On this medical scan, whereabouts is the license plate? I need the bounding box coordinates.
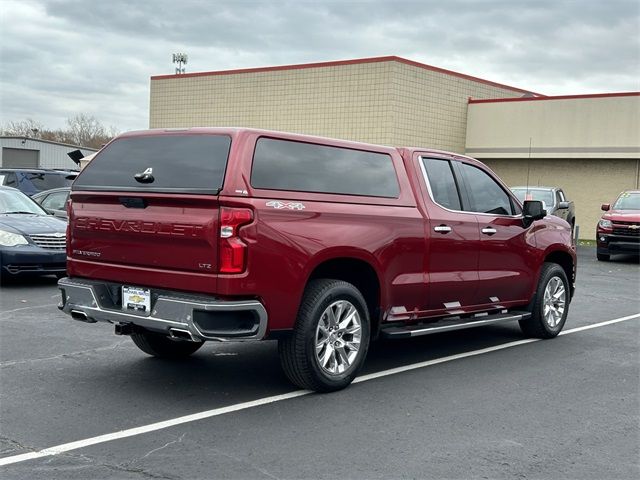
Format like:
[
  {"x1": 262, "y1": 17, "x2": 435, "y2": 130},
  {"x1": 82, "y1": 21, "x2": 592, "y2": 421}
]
[{"x1": 122, "y1": 286, "x2": 151, "y2": 313}]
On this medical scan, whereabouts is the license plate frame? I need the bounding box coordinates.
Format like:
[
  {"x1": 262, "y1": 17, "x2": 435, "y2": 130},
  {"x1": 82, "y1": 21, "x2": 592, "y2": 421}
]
[{"x1": 122, "y1": 286, "x2": 151, "y2": 314}]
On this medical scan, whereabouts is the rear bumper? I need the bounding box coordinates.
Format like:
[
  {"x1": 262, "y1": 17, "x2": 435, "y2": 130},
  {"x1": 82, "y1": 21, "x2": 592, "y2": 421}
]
[
  {"x1": 0, "y1": 247, "x2": 66, "y2": 275},
  {"x1": 57, "y1": 277, "x2": 268, "y2": 342}
]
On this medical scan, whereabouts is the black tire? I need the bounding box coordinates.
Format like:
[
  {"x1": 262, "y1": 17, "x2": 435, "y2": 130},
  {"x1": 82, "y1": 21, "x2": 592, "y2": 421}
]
[
  {"x1": 597, "y1": 252, "x2": 610, "y2": 261},
  {"x1": 519, "y1": 262, "x2": 570, "y2": 339},
  {"x1": 278, "y1": 279, "x2": 370, "y2": 392},
  {"x1": 131, "y1": 330, "x2": 203, "y2": 358}
]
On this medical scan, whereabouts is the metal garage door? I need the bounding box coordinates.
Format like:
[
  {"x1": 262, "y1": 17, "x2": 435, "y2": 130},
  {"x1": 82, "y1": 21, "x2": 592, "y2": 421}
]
[{"x1": 2, "y1": 148, "x2": 39, "y2": 167}]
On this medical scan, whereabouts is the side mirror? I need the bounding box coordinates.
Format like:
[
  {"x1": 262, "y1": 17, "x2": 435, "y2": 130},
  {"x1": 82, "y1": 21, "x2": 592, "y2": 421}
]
[
  {"x1": 557, "y1": 201, "x2": 570, "y2": 209},
  {"x1": 523, "y1": 200, "x2": 546, "y2": 227},
  {"x1": 601, "y1": 203, "x2": 610, "y2": 211}
]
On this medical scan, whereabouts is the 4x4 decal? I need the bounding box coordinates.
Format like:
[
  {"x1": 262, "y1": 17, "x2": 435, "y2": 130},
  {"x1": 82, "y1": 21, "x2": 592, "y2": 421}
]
[{"x1": 266, "y1": 201, "x2": 306, "y2": 210}]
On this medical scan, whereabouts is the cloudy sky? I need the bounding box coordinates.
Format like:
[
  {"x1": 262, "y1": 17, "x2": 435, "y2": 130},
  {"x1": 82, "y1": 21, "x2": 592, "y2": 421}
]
[{"x1": 1, "y1": 0, "x2": 638, "y2": 132}]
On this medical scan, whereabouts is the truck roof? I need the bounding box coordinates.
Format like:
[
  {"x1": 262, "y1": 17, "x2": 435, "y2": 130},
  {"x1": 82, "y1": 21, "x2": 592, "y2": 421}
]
[{"x1": 117, "y1": 127, "x2": 484, "y2": 166}]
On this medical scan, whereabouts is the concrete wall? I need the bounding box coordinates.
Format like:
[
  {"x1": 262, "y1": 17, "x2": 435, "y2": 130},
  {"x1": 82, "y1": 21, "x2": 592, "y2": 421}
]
[
  {"x1": 483, "y1": 158, "x2": 640, "y2": 239},
  {"x1": 0, "y1": 137, "x2": 96, "y2": 169},
  {"x1": 149, "y1": 57, "x2": 531, "y2": 152},
  {"x1": 466, "y1": 94, "x2": 640, "y2": 159}
]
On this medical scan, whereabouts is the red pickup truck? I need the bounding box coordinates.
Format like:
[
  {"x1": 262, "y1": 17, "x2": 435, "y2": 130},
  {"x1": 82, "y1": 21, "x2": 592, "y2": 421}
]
[
  {"x1": 596, "y1": 190, "x2": 640, "y2": 261},
  {"x1": 59, "y1": 128, "x2": 576, "y2": 391}
]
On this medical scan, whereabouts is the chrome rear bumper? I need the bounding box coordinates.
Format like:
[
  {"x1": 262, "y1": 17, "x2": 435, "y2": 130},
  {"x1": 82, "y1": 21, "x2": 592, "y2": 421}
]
[{"x1": 58, "y1": 277, "x2": 268, "y2": 342}]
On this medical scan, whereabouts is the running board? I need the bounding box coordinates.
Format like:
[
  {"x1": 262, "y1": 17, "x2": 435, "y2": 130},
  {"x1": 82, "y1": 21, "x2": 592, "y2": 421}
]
[{"x1": 381, "y1": 311, "x2": 531, "y2": 339}]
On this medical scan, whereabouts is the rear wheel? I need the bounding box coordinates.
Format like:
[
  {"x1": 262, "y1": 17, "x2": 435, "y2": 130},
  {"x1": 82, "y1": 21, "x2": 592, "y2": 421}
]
[
  {"x1": 597, "y1": 252, "x2": 610, "y2": 261},
  {"x1": 519, "y1": 262, "x2": 570, "y2": 339},
  {"x1": 278, "y1": 279, "x2": 370, "y2": 392},
  {"x1": 131, "y1": 330, "x2": 203, "y2": 358}
]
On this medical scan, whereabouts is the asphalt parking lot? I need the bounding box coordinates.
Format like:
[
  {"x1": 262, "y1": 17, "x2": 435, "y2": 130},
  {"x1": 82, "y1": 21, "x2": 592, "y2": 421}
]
[{"x1": 1, "y1": 246, "x2": 638, "y2": 480}]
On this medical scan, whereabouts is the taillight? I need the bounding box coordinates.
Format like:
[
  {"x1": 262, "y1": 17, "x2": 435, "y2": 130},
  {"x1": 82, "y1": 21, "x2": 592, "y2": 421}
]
[
  {"x1": 219, "y1": 207, "x2": 253, "y2": 273},
  {"x1": 65, "y1": 199, "x2": 72, "y2": 255}
]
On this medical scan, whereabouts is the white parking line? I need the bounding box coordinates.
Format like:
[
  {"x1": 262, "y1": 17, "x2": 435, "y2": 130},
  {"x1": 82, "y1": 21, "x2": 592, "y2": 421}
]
[{"x1": 1, "y1": 313, "x2": 638, "y2": 467}]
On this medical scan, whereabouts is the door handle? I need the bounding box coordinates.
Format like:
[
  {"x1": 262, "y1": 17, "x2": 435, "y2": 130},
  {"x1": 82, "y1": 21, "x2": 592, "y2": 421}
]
[
  {"x1": 433, "y1": 225, "x2": 452, "y2": 234},
  {"x1": 482, "y1": 227, "x2": 497, "y2": 236}
]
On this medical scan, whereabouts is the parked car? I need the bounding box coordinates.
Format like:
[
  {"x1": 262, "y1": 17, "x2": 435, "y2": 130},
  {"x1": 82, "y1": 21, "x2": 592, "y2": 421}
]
[
  {"x1": 32, "y1": 187, "x2": 70, "y2": 220},
  {"x1": 58, "y1": 128, "x2": 576, "y2": 392},
  {"x1": 511, "y1": 186, "x2": 576, "y2": 229},
  {"x1": 0, "y1": 168, "x2": 77, "y2": 197},
  {"x1": 0, "y1": 186, "x2": 67, "y2": 282},
  {"x1": 596, "y1": 190, "x2": 640, "y2": 261}
]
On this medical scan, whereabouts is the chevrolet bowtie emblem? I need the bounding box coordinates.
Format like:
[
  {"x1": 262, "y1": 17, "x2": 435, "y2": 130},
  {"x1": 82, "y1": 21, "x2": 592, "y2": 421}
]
[{"x1": 628, "y1": 225, "x2": 640, "y2": 230}]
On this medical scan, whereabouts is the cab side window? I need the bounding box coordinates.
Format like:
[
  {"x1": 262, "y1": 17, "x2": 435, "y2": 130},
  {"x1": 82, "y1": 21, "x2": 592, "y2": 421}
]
[
  {"x1": 421, "y1": 158, "x2": 461, "y2": 210},
  {"x1": 458, "y1": 163, "x2": 515, "y2": 216}
]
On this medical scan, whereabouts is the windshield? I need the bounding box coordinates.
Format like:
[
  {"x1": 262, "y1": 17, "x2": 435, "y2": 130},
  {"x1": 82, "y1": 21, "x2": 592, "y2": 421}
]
[
  {"x1": 613, "y1": 192, "x2": 640, "y2": 210},
  {"x1": 0, "y1": 189, "x2": 48, "y2": 215},
  {"x1": 512, "y1": 188, "x2": 555, "y2": 207}
]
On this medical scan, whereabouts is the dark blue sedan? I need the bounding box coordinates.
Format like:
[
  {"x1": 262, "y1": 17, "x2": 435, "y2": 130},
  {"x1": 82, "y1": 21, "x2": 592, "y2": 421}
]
[{"x1": 0, "y1": 186, "x2": 67, "y2": 283}]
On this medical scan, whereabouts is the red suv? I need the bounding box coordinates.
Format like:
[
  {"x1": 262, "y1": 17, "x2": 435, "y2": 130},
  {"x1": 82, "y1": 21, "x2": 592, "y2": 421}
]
[
  {"x1": 58, "y1": 128, "x2": 576, "y2": 391},
  {"x1": 596, "y1": 190, "x2": 640, "y2": 261}
]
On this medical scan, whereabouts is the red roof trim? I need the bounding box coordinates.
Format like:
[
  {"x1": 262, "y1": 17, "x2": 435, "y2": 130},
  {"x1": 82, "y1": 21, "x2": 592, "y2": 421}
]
[
  {"x1": 151, "y1": 55, "x2": 541, "y2": 95},
  {"x1": 468, "y1": 91, "x2": 640, "y2": 104}
]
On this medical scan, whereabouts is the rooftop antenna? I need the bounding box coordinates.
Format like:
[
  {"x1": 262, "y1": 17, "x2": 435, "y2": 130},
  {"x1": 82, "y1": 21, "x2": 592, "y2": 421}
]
[{"x1": 172, "y1": 53, "x2": 188, "y2": 74}]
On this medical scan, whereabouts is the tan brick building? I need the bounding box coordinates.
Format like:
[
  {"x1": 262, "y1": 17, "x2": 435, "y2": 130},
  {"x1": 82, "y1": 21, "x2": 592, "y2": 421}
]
[
  {"x1": 150, "y1": 56, "x2": 536, "y2": 153},
  {"x1": 149, "y1": 56, "x2": 639, "y2": 238}
]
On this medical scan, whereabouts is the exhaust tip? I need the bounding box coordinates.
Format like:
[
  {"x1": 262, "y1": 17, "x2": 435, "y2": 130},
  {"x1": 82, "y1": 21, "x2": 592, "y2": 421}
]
[
  {"x1": 169, "y1": 328, "x2": 198, "y2": 342},
  {"x1": 70, "y1": 309, "x2": 95, "y2": 323}
]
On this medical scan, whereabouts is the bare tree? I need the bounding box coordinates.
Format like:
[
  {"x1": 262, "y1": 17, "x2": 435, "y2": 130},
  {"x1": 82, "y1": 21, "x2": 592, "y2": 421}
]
[
  {"x1": 1, "y1": 115, "x2": 118, "y2": 149},
  {"x1": 1, "y1": 118, "x2": 44, "y2": 138},
  {"x1": 65, "y1": 114, "x2": 114, "y2": 149}
]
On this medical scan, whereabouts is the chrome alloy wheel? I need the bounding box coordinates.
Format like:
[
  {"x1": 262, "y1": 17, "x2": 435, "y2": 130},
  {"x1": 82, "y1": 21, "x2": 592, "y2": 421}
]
[
  {"x1": 315, "y1": 300, "x2": 362, "y2": 375},
  {"x1": 542, "y1": 276, "x2": 566, "y2": 328}
]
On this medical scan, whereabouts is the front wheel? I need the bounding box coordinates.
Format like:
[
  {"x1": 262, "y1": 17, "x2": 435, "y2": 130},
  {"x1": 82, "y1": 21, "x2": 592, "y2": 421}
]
[
  {"x1": 278, "y1": 279, "x2": 370, "y2": 392},
  {"x1": 597, "y1": 252, "x2": 610, "y2": 261},
  {"x1": 519, "y1": 263, "x2": 570, "y2": 339},
  {"x1": 131, "y1": 330, "x2": 203, "y2": 358}
]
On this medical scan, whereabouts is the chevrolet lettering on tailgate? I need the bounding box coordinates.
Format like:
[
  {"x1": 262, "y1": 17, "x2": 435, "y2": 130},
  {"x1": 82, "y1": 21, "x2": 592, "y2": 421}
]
[{"x1": 75, "y1": 217, "x2": 205, "y2": 237}]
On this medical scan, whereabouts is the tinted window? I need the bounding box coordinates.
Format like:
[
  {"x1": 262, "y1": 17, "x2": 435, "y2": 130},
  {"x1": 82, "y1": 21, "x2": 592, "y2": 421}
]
[
  {"x1": 251, "y1": 138, "x2": 399, "y2": 198},
  {"x1": 421, "y1": 158, "x2": 461, "y2": 210},
  {"x1": 18, "y1": 172, "x2": 75, "y2": 192},
  {"x1": 41, "y1": 191, "x2": 69, "y2": 210},
  {"x1": 74, "y1": 135, "x2": 231, "y2": 193},
  {"x1": 460, "y1": 163, "x2": 514, "y2": 215}
]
